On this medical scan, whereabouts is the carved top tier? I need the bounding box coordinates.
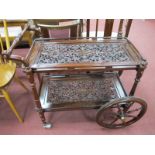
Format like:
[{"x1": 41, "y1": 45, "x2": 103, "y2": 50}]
[{"x1": 26, "y1": 38, "x2": 146, "y2": 72}]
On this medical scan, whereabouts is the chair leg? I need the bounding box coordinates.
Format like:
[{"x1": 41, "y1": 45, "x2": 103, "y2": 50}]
[
  {"x1": 1, "y1": 89, "x2": 23, "y2": 123},
  {"x1": 14, "y1": 75, "x2": 29, "y2": 92}
]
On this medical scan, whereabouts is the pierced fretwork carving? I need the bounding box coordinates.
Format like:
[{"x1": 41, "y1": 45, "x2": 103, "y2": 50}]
[
  {"x1": 37, "y1": 42, "x2": 132, "y2": 65},
  {"x1": 47, "y1": 76, "x2": 118, "y2": 105}
]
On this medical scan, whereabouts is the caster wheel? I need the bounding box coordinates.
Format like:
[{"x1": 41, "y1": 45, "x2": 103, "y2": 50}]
[
  {"x1": 96, "y1": 97, "x2": 147, "y2": 129},
  {"x1": 43, "y1": 122, "x2": 53, "y2": 129}
]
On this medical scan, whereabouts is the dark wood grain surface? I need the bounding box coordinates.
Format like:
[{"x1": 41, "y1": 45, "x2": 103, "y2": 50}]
[{"x1": 26, "y1": 38, "x2": 145, "y2": 71}]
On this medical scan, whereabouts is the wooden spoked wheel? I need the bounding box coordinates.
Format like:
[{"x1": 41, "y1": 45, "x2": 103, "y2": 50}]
[{"x1": 96, "y1": 97, "x2": 147, "y2": 129}]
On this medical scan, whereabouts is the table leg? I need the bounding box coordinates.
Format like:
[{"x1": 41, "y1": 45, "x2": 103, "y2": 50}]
[
  {"x1": 27, "y1": 71, "x2": 52, "y2": 128},
  {"x1": 129, "y1": 67, "x2": 144, "y2": 96}
]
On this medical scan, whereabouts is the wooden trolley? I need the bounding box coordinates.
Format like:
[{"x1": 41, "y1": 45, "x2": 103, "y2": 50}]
[{"x1": 6, "y1": 35, "x2": 148, "y2": 129}]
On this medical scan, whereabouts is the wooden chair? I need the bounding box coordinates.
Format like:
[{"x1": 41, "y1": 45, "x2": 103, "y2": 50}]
[
  {"x1": 0, "y1": 20, "x2": 28, "y2": 123},
  {"x1": 31, "y1": 19, "x2": 81, "y2": 38},
  {"x1": 0, "y1": 19, "x2": 34, "y2": 47},
  {"x1": 81, "y1": 19, "x2": 132, "y2": 38}
]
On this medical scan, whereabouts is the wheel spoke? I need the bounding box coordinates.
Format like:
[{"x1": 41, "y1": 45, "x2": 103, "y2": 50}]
[
  {"x1": 125, "y1": 114, "x2": 136, "y2": 119},
  {"x1": 123, "y1": 102, "x2": 134, "y2": 111},
  {"x1": 127, "y1": 107, "x2": 142, "y2": 114},
  {"x1": 109, "y1": 118, "x2": 119, "y2": 125},
  {"x1": 101, "y1": 112, "x2": 118, "y2": 123}
]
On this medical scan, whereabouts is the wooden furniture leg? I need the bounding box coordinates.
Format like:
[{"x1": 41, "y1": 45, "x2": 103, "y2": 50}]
[
  {"x1": 1, "y1": 89, "x2": 23, "y2": 123},
  {"x1": 130, "y1": 67, "x2": 144, "y2": 96},
  {"x1": 27, "y1": 71, "x2": 52, "y2": 128}
]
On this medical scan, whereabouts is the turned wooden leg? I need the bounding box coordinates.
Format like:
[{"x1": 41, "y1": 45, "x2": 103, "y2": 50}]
[
  {"x1": 27, "y1": 71, "x2": 52, "y2": 128},
  {"x1": 130, "y1": 68, "x2": 144, "y2": 96}
]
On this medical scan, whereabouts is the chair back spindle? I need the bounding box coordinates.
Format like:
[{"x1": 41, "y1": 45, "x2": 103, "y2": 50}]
[
  {"x1": 95, "y1": 19, "x2": 99, "y2": 38},
  {"x1": 0, "y1": 35, "x2": 4, "y2": 54},
  {"x1": 117, "y1": 19, "x2": 124, "y2": 38},
  {"x1": 85, "y1": 19, "x2": 132, "y2": 38},
  {"x1": 0, "y1": 35, "x2": 4, "y2": 63},
  {"x1": 125, "y1": 19, "x2": 132, "y2": 37},
  {"x1": 86, "y1": 19, "x2": 90, "y2": 38},
  {"x1": 3, "y1": 20, "x2": 10, "y2": 50},
  {"x1": 104, "y1": 19, "x2": 114, "y2": 37}
]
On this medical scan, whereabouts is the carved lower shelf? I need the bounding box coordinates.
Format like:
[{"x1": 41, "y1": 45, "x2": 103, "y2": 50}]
[{"x1": 39, "y1": 73, "x2": 126, "y2": 111}]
